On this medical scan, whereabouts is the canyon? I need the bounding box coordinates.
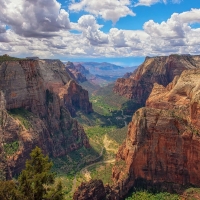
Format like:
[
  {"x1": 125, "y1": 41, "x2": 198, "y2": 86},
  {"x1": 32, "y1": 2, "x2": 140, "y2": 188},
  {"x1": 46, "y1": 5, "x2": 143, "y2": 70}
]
[
  {"x1": 1, "y1": 55, "x2": 200, "y2": 199},
  {"x1": 113, "y1": 55, "x2": 200, "y2": 104},
  {"x1": 0, "y1": 59, "x2": 92, "y2": 178},
  {"x1": 74, "y1": 54, "x2": 200, "y2": 199},
  {"x1": 112, "y1": 59, "x2": 200, "y2": 198}
]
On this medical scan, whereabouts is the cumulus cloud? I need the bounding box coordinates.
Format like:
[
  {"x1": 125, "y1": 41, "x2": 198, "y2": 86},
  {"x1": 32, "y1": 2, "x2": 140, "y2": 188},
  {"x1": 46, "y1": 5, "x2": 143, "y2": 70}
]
[
  {"x1": 0, "y1": 22, "x2": 6, "y2": 34},
  {"x1": 69, "y1": 0, "x2": 135, "y2": 23},
  {"x1": 134, "y1": 0, "x2": 161, "y2": 7},
  {"x1": 77, "y1": 15, "x2": 108, "y2": 45},
  {"x1": 143, "y1": 9, "x2": 200, "y2": 39},
  {"x1": 0, "y1": 3, "x2": 200, "y2": 61},
  {"x1": 109, "y1": 28, "x2": 128, "y2": 47},
  {"x1": 0, "y1": 0, "x2": 71, "y2": 38},
  {"x1": 142, "y1": 9, "x2": 200, "y2": 55}
]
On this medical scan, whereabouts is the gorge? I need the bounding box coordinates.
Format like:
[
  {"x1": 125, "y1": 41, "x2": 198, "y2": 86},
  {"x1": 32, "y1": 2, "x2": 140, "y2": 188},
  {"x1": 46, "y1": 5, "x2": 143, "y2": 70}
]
[
  {"x1": 1, "y1": 55, "x2": 200, "y2": 200},
  {"x1": 74, "y1": 54, "x2": 200, "y2": 200}
]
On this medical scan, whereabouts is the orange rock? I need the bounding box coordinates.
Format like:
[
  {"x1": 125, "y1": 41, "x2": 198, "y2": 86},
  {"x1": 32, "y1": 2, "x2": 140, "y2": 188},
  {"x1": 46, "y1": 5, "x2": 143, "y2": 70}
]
[
  {"x1": 113, "y1": 55, "x2": 200, "y2": 105},
  {"x1": 0, "y1": 59, "x2": 92, "y2": 178},
  {"x1": 112, "y1": 67, "x2": 200, "y2": 197}
]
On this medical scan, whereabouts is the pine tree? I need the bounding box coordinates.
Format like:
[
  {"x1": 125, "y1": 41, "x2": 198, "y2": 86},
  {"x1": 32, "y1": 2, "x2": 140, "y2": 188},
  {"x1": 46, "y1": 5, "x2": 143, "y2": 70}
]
[
  {"x1": 18, "y1": 146, "x2": 64, "y2": 200},
  {"x1": 0, "y1": 180, "x2": 24, "y2": 200}
]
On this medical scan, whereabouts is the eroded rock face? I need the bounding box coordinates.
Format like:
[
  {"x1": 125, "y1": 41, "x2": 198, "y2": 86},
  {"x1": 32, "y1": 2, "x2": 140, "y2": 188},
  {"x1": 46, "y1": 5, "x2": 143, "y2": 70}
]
[
  {"x1": 65, "y1": 62, "x2": 88, "y2": 83},
  {"x1": 112, "y1": 68, "x2": 200, "y2": 197},
  {"x1": 0, "y1": 59, "x2": 92, "y2": 178},
  {"x1": 73, "y1": 180, "x2": 106, "y2": 200},
  {"x1": 113, "y1": 54, "x2": 200, "y2": 104},
  {"x1": 73, "y1": 179, "x2": 119, "y2": 200}
]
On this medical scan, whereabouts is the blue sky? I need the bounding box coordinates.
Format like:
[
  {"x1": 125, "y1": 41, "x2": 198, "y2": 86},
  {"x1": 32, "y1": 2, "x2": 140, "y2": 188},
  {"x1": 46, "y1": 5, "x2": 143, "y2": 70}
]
[{"x1": 0, "y1": 0, "x2": 200, "y2": 66}]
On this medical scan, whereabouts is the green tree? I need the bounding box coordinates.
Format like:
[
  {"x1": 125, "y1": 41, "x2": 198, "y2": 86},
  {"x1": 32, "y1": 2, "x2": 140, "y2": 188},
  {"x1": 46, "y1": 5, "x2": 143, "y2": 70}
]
[
  {"x1": 18, "y1": 146, "x2": 64, "y2": 200},
  {"x1": 0, "y1": 180, "x2": 24, "y2": 200}
]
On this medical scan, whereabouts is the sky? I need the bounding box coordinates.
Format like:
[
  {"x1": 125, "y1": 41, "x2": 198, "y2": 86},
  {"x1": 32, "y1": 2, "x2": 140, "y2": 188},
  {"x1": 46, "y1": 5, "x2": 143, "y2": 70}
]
[{"x1": 0, "y1": 0, "x2": 200, "y2": 66}]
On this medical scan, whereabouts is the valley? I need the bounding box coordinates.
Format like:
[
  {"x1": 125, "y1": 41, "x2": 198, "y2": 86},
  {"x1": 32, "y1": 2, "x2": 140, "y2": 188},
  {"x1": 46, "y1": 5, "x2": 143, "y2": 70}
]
[
  {"x1": 1, "y1": 1, "x2": 200, "y2": 200},
  {"x1": 1, "y1": 54, "x2": 200, "y2": 200},
  {"x1": 52, "y1": 83, "x2": 131, "y2": 199}
]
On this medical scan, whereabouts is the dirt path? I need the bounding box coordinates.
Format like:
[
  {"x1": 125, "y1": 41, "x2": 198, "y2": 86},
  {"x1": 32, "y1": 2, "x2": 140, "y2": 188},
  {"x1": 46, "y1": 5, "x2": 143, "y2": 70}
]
[
  {"x1": 71, "y1": 135, "x2": 116, "y2": 193},
  {"x1": 103, "y1": 135, "x2": 117, "y2": 153},
  {"x1": 72, "y1": 158, "x2": 115, "y2": 193},
  {"x1": 71, "y1": 143, "x2": 105, "y2": 193}
]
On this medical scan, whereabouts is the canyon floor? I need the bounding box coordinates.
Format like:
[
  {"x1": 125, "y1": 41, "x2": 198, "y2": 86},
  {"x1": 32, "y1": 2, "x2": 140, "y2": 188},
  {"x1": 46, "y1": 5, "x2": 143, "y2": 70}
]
[
  {"x1": 50, "y1": 82, "x2": 200, "y2": 200},
  {"x1": 52, "y1": 83, "x2": 130, "y2": 199}
]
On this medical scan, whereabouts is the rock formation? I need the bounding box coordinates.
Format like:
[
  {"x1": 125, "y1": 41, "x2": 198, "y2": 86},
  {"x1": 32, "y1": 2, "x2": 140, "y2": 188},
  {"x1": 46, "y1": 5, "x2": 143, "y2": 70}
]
[
  {"x1": 113, "y1": 54, "x2": 200, "y2": 104},
  {"x1": 0, "y1": 59, "x2": 92, "y2": 178},
  {"x1": 73, "y1": 180, "x2": 106, "y2": 200},
  {"x1": 65, "y1": 62, "x2": 88, "y2": 83},
  {"x1": 73, "y1": 179, "x2": 119, "y2": 200},
  {"x1": 112, "y1": 68, "x2": 200, "y2": 197}
]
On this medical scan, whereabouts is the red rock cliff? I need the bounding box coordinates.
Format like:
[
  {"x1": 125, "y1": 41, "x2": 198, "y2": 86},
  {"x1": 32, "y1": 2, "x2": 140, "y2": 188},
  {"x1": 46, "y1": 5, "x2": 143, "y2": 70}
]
[
  {"x1": 112, "y1": 68, "x2": 200, "y2": 197},
  {"x1": 113, "y1": 54, "x2": 200, "y2": 104},
  {"x1": 0, "y1": 59, "x2": 92, "y2": 178},
  {"x1": 65, "y1": 62, "x2": 88, "y2": 83}
]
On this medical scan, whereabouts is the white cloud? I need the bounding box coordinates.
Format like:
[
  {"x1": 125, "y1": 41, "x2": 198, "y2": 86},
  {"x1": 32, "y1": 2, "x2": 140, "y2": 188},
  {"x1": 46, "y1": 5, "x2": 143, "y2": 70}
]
[
  {"x1": 134, "y1": 0, "x2": 161, "y2": 7},
  {"x1": 134, "y1": 0, "x2": 182, "y2": 6},
  {"x1": 109, "y1": 28, "x2": 128, "y2": 47},
  {"x1": 77, "y1": 15, "x2": 109, "y2": 45},
  {"x1": 143, "y1": 9, "x2": 200, "y2": 39},
  {"x1": 69, "y1": 0, "x2": 135, "y2": 23},
  {"x1": 0, "y1": 22, "x2": 6, "y2": 34},
  {"x1": 0, "y1": 0, "x2": 71, "y2": 38},
  {"x1": 0, "y1": 3, "x2": 200, "y2": 61}
]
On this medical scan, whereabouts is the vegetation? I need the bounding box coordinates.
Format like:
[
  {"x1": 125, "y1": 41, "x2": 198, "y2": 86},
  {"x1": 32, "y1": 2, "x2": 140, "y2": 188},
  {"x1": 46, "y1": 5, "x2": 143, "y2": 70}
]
[
  {"x1": 88, "y1": 162, "x2": 114, "y2": 185},
  {"x1": 183, "y1": 187, "x2": 200, "y2": 199},
  {"x1": 80, "y1": 81, "x2": 100, "y2": 96},
  {"x1": 4, "y1": 141, "x2": 19, "y2": 155},
  {"x1": 9, "y1": 108, "x2": 32, "y2": 130},
  {"x1": 0, "y1": 54, "x2": 24, "y2": 63},
  {"x1": 107, "y1": 126, "x2": 127, "y2": 144},
  {"x1": 0, "y1": 147, "x2": 64, "y2": 200},
  {"x1": 93, "y1": 83, "x2": 128, "y2": 109},
  {"x1": 126, "y1": 190, "x2": 180, "y2": 200},
  {"x1": 121, "y1": 100, "x2": 143, "y2": 115},
  {"x1": 52, "y1": 146, "x2": 101, "y2": 199}
]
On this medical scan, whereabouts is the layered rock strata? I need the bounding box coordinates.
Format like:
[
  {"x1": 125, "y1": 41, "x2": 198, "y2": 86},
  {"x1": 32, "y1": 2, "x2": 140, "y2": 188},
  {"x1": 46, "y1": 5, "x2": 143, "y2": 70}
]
[
  {"x1": 0, "y1": 59, "x2": 92, "y2": 178},
  {"x1": 113, "y1": 54, "x2": 200, "y2": 104},
  {"x1": 65, "y1": 62, "x2": 88, "y2": 83},
  {"x1": 112, "y1": 68, "x2": 200, "y2": 197}
]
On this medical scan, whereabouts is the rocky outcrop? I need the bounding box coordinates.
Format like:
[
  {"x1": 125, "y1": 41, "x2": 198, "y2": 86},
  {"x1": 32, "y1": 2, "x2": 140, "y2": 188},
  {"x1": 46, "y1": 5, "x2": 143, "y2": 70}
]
[
  {"x1": 113, "y1": 54, "x2": 200, "y2": 104},
  {"x1": 0, "y1": 59, "x2": 92, "y2": 178},
  {"x1": 112, "y1": 68, "x2": 200, "y2": 197},
  {"x1": 73, "y1": 180, "x2": 106, "y2": 200},
  {"x1": 65, "y1": 62, "x2": 88, "y2": 83},
  {"x1": 73, "y1": 180, "x2": 119, "y2": 200}
]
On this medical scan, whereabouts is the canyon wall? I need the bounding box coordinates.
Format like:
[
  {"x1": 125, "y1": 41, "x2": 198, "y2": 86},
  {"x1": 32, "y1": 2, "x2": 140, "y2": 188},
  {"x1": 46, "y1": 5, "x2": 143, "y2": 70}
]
[
  {"x1": 65, "y1": 62, "x2": 88, "y2": 83},
  {"x1": 112, "y1": 68, "x2": 200, "y2": 197},
  {"x1": 0, "y1": 59, "x2": 92, "y2": 178},
  {"x1": 113, "y1": 55, "x2": 200, "y2": 104}
]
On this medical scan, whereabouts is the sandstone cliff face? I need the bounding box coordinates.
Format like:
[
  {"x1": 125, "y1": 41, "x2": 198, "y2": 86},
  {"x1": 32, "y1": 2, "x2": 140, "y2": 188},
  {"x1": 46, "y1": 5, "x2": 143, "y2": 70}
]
[
  {"x1": 112, "y1": 68, "x2": 200, "y2": 197},
  {"x1": 73, "y1": 179, "x2": 119, "y2": 200},
  {"x1": 113, "y1": 55, "x2": 200, "y2": 104},
  {"x1": 65, "y1": 62, "x2": 88, "y2": 83},
  {"x1": 73, "y1": 180, "x2": 106, "y2": 200},
  {"x1": 0, "y1": 59, "x2": 92, "y2": 178}
]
